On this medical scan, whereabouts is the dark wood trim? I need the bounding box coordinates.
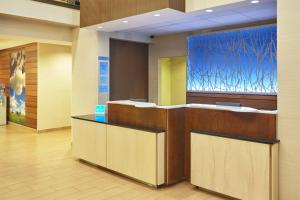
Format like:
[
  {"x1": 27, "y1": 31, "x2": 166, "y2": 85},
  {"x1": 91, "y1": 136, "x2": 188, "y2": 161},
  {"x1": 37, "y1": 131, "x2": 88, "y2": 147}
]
[
  {"x1": 187, "y1": 92, "x2": 277, "y2": 110},
  {"x1": 32, "y1": 0, "x2": 80, "y2": 10}
]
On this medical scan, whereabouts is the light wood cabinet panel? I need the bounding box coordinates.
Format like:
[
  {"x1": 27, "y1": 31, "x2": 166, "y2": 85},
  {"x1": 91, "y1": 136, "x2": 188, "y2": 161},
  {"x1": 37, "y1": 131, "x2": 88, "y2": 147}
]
[
  {"x1": 72, "y1": 119, "x2": 107, "y2": 167},
  {"x1": 191, "y1": 132, "x2": 278, "y2": 200},
  {"x1": 107, "y1": 125, "x2": 165, "y2": 186}
]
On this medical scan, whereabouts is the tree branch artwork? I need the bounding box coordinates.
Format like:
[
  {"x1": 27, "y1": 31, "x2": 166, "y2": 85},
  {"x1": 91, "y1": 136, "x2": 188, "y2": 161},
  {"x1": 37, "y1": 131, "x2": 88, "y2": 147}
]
[{"x1": 187, "y1": 25, "x2": 277, "y2": 94}]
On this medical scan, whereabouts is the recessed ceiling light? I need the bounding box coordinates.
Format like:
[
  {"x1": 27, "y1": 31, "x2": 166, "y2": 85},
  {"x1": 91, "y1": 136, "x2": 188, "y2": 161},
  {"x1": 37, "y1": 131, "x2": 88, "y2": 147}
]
[
  {"x1": 97, "y1": 26, "x2": 103, "y2": 29},
  {"x1": 205, "y1": 9, "x2": 213, "y2": 13},
  {"x1": 122, "y1": 20, "x2": 129, "y2": 23},
  {"x1": 154, "y1": 14, "x2": 161, "y2": 17},
  {"x1": 251, "y1": 0, "x2": 260, "y2": 3}
]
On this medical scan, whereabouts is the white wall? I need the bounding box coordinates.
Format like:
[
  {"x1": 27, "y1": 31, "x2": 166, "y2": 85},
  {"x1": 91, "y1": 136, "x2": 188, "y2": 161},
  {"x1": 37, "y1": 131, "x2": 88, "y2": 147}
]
[
  {"x1": 0, "y1": 15, "x2": 73, "y2": 45},
  {"x1": 72, "y1": 28, "x2": 99, "y2": 115},
  {"x1": 37, "y1": 43, "x2": 72, "y2": 131},
  {"x1": 149, "y1": 33, "x2": 188, "y2": 104},
  {"x1": 0, "y1": 0, "x2": 79, "y2": 26},
  {"x1": 278, "y1": 0, "x2": 300, "y2": 199}
]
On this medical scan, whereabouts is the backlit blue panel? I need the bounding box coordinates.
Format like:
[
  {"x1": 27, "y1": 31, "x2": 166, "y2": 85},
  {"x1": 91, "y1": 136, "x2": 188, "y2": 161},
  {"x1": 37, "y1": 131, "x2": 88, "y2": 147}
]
[
  {"x1": 95, "y1": 105, "x2": 106, "y2": 114},
  {"x1": 99, "y1": 85, "x2": 109, "y2": 93},
  {"x1": 100, "y1": 77, "x2": 109, "y2": 84},
  {"x1": 187, "y1": 25, "x2": 277, "y2": 94},
  {"x1": 98, "y1": 56, "x2": 109, "y2": 61},
  {"x1": 100, "y1": 62, "x2": 109, "y2": 75},
  {"x1": 95, "y1": 115, "x2": 106, "y2": 123}
]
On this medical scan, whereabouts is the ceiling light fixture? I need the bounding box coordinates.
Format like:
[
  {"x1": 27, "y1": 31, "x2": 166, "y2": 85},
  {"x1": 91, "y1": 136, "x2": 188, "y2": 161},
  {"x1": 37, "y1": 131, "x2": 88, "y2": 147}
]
[
  {"x1": 97, "y1": 26, "x2": 103, "y2": 29},
  {"x1": 251, "y1": 0, "x2": 260, "y2": 3},
  {"x1": 154, "y1": 14, "x2": 161, "y2": 17},
  {"x1": 205, "y1": 9, "x2": 214, "y2": 13},
  {"x1": 123, "y1": 20, "x2": 129, "y2": 23}
]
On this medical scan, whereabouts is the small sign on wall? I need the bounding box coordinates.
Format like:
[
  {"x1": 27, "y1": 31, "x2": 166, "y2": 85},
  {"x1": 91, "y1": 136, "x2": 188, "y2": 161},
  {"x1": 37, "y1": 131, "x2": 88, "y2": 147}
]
[{"x1": 98, "y1": 56, "x2": 109, "y2": 96}]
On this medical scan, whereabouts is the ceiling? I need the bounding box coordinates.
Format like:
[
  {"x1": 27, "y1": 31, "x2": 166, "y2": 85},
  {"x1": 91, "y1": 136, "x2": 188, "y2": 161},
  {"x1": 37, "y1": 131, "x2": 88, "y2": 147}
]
[{"x1": 91, "y1": 0, "x2": 276, "y2": 36}]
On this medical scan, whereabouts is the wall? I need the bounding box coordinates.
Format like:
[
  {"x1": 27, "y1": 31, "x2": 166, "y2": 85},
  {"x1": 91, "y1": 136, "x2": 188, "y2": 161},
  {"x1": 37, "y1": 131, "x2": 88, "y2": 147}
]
[
  {"x1": 72, "y1": 29, "x2": 153, "y2": 114},
  {"x1": 37, "y1": 43, "x2": 72, "y2": 131},
  {"x1": 278, "y1": 0, "x2": 300, "y2": 199},
  {"x1": 72, "y1": 28, "x2": 99, "y2": 115},
  {"x1": 170, "y1": 57, "x2": 186, "y2": 105},
  {"x1": 159, "y1": 57, "x2": 186, "y2": 106},
  {"x1": 160, "y1": 58, "x2": 171, "y2": 105},
  {"x1": 185, "y1": 0, "x2": 243, "y2": 12},
  {"x1": 0, "y1": 0, "x2": 79, "y2": 26},
  {"x1": 0, "y1": 15, "x2": 73, "y2": 46},
  {"x1": 149, "y1": 33, "x2": 188, "y2": 104},
  {"x1": 0, "y1": 43, "x2": 38, "y2": 129},
  {"x1": 109, "y1": 39, "x2": 149, "y2": 101},
  {"x1": 98, "y1": 32, "x2": 152, "y2": 104}
]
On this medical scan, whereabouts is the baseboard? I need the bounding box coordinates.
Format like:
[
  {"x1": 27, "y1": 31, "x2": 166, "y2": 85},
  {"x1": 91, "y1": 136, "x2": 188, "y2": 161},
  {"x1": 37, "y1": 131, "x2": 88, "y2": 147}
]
[
  {"x1": 38, "y1": 126, "x2": 71, "y2": 133},
  {"x1": 8, "y1": 122, "x2": 38, "y2": 132}
]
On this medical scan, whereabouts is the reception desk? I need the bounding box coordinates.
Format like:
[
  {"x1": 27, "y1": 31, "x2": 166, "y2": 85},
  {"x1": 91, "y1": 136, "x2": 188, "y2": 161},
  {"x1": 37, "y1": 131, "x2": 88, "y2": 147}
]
[
  {"x1": 191, "y1": 132, "x2": 279, "y2": 200},
  {"x1": 72, "y1": 100, "x2": 278, "y2": 192},
  {"x1": 72, "y1": 115, "x2": 165, "y2": 186}
]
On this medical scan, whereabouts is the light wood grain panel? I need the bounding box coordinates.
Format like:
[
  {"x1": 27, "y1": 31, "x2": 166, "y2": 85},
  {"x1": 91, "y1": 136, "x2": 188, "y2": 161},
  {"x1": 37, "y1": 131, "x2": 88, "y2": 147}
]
[
  {"x1": 107, "y1": 125, "x2": 165, "y2": 186},
  {"x1": 191, "y1": 133, "x2": 273, "y2": 200},
  {"x1": 271, "y1": 144, "x2": 279, "y2": 200},
  {"x1": 72, "y1": 119, "x2": 107, "y2": 167},
  {"x1": 157, "y1": 131, "x2": 165, "y2": 185}
]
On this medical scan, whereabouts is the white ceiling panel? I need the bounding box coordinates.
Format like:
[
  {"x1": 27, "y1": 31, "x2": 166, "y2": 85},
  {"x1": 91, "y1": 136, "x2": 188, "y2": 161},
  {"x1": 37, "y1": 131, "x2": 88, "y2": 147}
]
[{"x1": 89, "y1": 0, "x2": 276, "y2": 36}]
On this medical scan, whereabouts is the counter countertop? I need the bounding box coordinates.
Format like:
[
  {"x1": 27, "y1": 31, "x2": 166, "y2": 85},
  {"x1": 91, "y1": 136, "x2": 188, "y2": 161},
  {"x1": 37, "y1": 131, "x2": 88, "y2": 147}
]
[
  {"x1": 192, "y1": 130, "x2": 280, "y2": 145},
  {"x1": 72, "y1": 114, "x2": 165, "y2": 133},
  {"x1": 107, "y1": 100, "x2": 278, "y2": 114}
]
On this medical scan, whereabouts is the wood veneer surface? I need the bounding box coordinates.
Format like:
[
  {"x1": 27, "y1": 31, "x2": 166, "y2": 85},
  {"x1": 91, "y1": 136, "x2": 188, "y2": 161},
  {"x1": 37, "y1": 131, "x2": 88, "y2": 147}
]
[
  {"x1": 184, "y1": 107, "x2": 277, "y2": 177},
  {"x1": 187, "y1": 92, "x2": 277, "y2": 110},
  {"x1": 107, "y1": 103, "x2": 186, "y2": 185},
  {"x1": 110, "y1": 39, "x2": 149, "y2": 101},
  {"x1": 0, "y1": 43, "x2": 37, "y2": 129},
  {"x1": 80, "y1": 0, "x2": 185, "y2": 27}
]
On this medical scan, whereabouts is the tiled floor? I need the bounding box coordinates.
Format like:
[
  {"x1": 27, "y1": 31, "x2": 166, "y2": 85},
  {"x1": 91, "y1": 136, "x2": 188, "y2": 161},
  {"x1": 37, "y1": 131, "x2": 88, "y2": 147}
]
[{"x1": 0, "y1": 124, "x2": 228, "y2": 200}]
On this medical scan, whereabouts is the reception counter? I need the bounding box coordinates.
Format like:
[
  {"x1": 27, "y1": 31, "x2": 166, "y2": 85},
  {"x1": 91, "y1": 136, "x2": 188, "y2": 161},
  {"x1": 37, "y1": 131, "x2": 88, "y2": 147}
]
[
  {"x1": 72, "y1": 115, "x2": 165, "y2": 186},
  {"x1": 72, "y1": 100, "x2": 278, "y2": 193}
]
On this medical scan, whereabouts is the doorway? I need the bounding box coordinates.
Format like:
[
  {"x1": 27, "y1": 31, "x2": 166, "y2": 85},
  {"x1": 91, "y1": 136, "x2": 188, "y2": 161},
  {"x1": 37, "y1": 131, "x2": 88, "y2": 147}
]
[{"x1": 159, "y1": 56, "x2": 186, "y2": 106}]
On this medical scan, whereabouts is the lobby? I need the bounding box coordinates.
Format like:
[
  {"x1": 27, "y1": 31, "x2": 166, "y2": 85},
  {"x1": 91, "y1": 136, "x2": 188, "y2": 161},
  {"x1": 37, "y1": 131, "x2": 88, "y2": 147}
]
[{"x1": 0, "y1": 0, "x2": 299, "y2": 199}]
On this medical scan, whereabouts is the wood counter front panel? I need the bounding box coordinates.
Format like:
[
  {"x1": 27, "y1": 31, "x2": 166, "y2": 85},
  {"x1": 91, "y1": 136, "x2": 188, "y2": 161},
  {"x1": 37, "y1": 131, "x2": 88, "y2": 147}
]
[
  {"x1": 108, "y1": 104, "x2": 167, "y2": 130},
  {"x1": 187, "y1": 92, "x2": 277, "y2": 110},
  {"x1": 108, "y1": 103, "x2": 186, "y2": 185},
  {"x1": 81, "y1": 0, "x2": 185, "y2": 27},
  {"x1": 185, "y1": 107, "x2": 277, "y2": 177},
  {"x1": 191, "y1": 133, "x2": 278, "y2": 200},
  {"x1": 166, "y1": 108, "x2": 186, "y2": 184}
]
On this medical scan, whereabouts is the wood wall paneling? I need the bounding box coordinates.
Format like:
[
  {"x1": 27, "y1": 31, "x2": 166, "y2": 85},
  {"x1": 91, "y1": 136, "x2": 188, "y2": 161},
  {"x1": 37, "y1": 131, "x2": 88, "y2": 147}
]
[
  {"x1": 0, "y1": 43, "x2": 37, "y2": 129},
  {"x1": 187, "y1": 92, "x2": 277, "y2": 110},
  {"x1": 80, "y1": 0, "x2": 185, "y2": 27},
  {"x1": 108, "y1": 104, "x2": 167, "y2": 130},
  {"x1": 110, "y1": 39, "x2": 149, "y2": 101}
]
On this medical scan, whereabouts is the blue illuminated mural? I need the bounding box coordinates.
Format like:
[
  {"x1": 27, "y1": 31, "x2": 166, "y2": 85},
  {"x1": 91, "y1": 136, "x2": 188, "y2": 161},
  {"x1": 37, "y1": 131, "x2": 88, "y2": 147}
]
[{"x1": 187, "y1": 25, "x2": 277, "y2": 94}]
